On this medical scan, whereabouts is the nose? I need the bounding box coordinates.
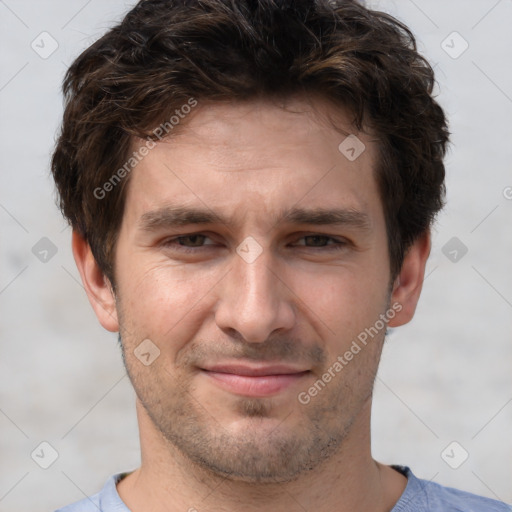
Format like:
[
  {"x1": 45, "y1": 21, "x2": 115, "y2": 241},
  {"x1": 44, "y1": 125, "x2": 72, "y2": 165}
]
[{"x1": 214, "y1": 245, "x2": 296, "y2": 343}]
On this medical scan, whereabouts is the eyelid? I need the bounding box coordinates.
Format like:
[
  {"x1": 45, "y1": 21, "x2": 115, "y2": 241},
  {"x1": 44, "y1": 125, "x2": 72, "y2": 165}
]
[
  {"x1": 160, "y1": 231, "x2": 351, "y2": 251},
  {"x1": 162, "y1": 233, "x2": 217, "y2": 246},
  {"x1": 289, "y1": 232, "x2": 349, "y2": 245},
  {"x1": 293, "y1": 234, "x2": 344, "y2": 242}
]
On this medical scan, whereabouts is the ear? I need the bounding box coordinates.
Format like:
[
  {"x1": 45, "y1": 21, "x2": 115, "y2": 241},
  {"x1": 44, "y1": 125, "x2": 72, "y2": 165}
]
[
  {"x1": 72, "y1": 230, "x2": 119, "y2": 332},
  {"x1": 388, "y1": 230, "x2": 431, "y2": 328}
]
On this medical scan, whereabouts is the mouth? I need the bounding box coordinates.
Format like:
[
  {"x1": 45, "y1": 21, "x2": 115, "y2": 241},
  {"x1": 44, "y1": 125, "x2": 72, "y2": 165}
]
[{"x1": 200, "y1": 363, "x2": 311, "y2": 397}]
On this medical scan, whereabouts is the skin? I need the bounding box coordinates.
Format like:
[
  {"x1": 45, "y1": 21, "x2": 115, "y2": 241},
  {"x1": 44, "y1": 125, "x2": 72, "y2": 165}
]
[{"x1": 73, "y1": 96, "x2": 430, "y2": 512}]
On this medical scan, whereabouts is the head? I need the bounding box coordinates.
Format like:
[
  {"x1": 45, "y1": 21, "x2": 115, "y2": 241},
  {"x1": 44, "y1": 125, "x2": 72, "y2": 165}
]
[{"x1": 52, "y1": 0, "x2": 449, "y2": 483}]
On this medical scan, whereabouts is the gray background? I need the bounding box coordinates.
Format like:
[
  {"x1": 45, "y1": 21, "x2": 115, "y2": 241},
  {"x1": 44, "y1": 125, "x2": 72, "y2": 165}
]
[{"x1": 0, "y1": 0, "x2": 511, "y2": 510}]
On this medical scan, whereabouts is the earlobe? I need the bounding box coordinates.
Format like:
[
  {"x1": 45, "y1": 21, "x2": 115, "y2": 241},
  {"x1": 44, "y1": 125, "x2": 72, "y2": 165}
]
[
  {"x1": 388, "y1": 231, "x2": 431, "y2": 328},
  {"x1": 71, "y1": 231, "x2": 120, "y2": 332}
]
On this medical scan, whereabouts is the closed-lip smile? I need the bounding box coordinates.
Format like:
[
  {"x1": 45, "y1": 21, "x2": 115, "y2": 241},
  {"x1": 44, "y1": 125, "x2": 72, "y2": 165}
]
[{"x1": 200, "y1": 362, "x2": 311, "y2": 397}]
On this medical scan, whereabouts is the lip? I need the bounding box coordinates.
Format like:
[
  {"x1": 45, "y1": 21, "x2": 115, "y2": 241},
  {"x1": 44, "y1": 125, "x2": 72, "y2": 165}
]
[{"x1": 200, "y1": 363, "x2": 311, "y2": 397}]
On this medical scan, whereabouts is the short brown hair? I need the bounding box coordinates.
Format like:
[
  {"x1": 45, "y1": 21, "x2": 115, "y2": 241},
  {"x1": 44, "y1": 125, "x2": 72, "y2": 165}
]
[{"x1": 51, "y1": 0, "x2": 449, "y2": 283}]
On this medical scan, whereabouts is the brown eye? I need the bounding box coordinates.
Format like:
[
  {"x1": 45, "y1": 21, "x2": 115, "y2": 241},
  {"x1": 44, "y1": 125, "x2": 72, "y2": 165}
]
[
  {"x1": 162, "y1": 233, "x2": 217, "y2": 253},
  {"x1": 303, "y1": 235, "x2": 331, "y2": 247},
  {"x1": 293, "y1": 235, "x2": 346, "y2": 249},
  {"x1": 177, "y1": 235, "x2": 207, "y2": 247}
]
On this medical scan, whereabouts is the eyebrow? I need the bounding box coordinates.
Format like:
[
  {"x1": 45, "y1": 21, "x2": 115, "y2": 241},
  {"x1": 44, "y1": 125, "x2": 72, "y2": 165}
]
[{"x1": 138, "y1": 205, "x2": 372, "y2": 233}]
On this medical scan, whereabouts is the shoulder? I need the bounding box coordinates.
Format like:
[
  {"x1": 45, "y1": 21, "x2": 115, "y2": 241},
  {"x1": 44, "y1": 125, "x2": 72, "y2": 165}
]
[
  {"x1": 54, "y1": 473, "x2": 130, "y2": 512},
  {"x1": 392, "y1": 466, "x2": 512, "y2": 512},
  {"x1": 54, "y1": 494, "x2": 100, "y2": 512}
]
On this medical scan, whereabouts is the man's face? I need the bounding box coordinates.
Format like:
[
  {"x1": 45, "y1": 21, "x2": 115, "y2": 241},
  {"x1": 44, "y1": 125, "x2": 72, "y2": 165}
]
[{"x1": 113, "y1": 97, "x2": 393, "y2": 482}]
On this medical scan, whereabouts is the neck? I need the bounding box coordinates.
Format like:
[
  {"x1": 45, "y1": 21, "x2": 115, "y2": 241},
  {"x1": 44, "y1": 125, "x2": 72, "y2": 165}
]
[{"x1": 117, "y1": 399, "x2": 407, "y2": 512}]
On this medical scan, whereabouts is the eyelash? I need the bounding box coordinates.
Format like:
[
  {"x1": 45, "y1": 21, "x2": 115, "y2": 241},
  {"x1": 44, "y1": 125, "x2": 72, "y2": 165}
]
[{"x1": 161, "y1": 234, "x2": 348, "y2": 253}]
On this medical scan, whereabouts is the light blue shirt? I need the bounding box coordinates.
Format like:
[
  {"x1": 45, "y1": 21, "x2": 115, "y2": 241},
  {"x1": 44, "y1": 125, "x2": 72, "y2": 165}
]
[{"x1": 56, "y1": 465, "x2": 511, "y2": 511}]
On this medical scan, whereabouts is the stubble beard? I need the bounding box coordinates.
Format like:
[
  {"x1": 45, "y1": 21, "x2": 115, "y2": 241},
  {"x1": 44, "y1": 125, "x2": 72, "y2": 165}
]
[
  {"x1": 121, "y1": 335, "x2": 380, "y2": 484},
  {"x1": 116, "y1": 289, "x2": 388, "y2": 484}
]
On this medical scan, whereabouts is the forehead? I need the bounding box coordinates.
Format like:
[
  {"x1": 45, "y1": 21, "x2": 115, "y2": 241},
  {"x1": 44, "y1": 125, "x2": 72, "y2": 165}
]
[
  {"x1": 148, "y1": 97, "x2": 371, "y2": 168},
  {"x1": 123, "y1": 97, "x2": 382, "y2": 227}
]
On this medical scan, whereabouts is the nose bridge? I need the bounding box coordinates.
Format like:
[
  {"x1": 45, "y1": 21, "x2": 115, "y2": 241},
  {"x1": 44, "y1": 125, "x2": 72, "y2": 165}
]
[
  {"x1": 215, "y1": 245, "x2": 294, "y2": 342},
  {"x1": 236, "y1": 248, "x2": 275, "y2": 307}
]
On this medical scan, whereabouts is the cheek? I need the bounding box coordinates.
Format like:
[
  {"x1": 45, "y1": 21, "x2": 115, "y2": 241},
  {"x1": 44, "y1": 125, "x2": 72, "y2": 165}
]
[
  {"x1": 115, "y1": 258, "x2": 220, "y2": 351},
  {"x1": 290, "y1": 263, "x2": 389, "y2": 343}
]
